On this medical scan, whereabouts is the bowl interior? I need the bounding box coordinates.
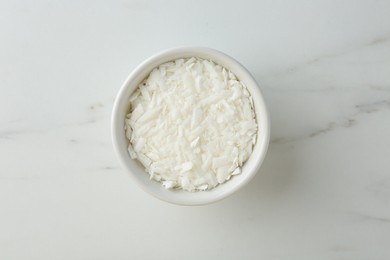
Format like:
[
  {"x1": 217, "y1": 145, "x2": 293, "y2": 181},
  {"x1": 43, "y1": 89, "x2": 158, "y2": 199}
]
[{"x1": 112, "y1": 47, "x2": 270, "y2": 205}]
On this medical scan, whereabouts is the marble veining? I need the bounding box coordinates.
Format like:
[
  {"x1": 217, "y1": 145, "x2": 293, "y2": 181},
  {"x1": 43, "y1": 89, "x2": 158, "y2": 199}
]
[
  {"x1": 262, "y1": 34, "x2": 390, "y2": 81},
  {"x1": 352, "y1": 212, "x2": 390, "y2": 224},
  {"x1": 272, "y1": 96, "x2": 390, "y2": 144},
  {"x1": 1, "y1": 0, "x2": 390, "y2": 259}
]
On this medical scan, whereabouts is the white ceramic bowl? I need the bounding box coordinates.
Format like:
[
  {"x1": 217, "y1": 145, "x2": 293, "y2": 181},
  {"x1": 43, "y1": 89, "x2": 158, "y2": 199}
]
[{"x1": 112, "y1": 47, "x2": 270, "y2": 205}]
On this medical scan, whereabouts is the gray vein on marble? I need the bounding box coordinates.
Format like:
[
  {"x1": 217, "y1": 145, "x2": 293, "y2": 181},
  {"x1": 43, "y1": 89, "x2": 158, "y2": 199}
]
[
  {"x1": 0, "y1": 129, "x2": 31, "y2": 139},
  {"x1": 368, "y1": 84, "x2": 390, "y2": 91},
  {"x1": 272, "y1": 98, "x2": 390, "y2": 144},
  {"x1": 264, "y1": 34, "x2": 390, "y2": 79},
  {"x1": 0, "y1": 101, "x2": 110, "y2": 141},
  {"x1": 350, "y1": 212, "x2": 390, "y2": 224}
]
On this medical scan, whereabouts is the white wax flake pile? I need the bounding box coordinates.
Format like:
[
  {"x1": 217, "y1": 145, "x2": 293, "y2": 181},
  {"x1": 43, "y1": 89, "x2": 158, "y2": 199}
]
[{"x1": 125, "y1": 57, "x2": 258, "y2": 191}]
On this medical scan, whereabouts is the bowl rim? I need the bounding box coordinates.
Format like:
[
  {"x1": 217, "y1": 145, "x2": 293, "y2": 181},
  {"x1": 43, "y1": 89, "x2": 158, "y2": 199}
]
[{"x1": 111, "y1": 47, "x2": 270, "y2": 205}]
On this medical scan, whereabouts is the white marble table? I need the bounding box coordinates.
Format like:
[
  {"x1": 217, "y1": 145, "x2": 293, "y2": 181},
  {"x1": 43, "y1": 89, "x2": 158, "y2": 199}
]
[{"x1": 1, "y1": 1, "x2": 390, "y2": 259}]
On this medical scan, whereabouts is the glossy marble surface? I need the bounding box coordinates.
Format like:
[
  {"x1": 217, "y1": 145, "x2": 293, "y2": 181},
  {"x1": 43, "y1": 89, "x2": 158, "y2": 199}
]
[{"x1": 1, "y1": 0, "x2": 390, "y2": 259}]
